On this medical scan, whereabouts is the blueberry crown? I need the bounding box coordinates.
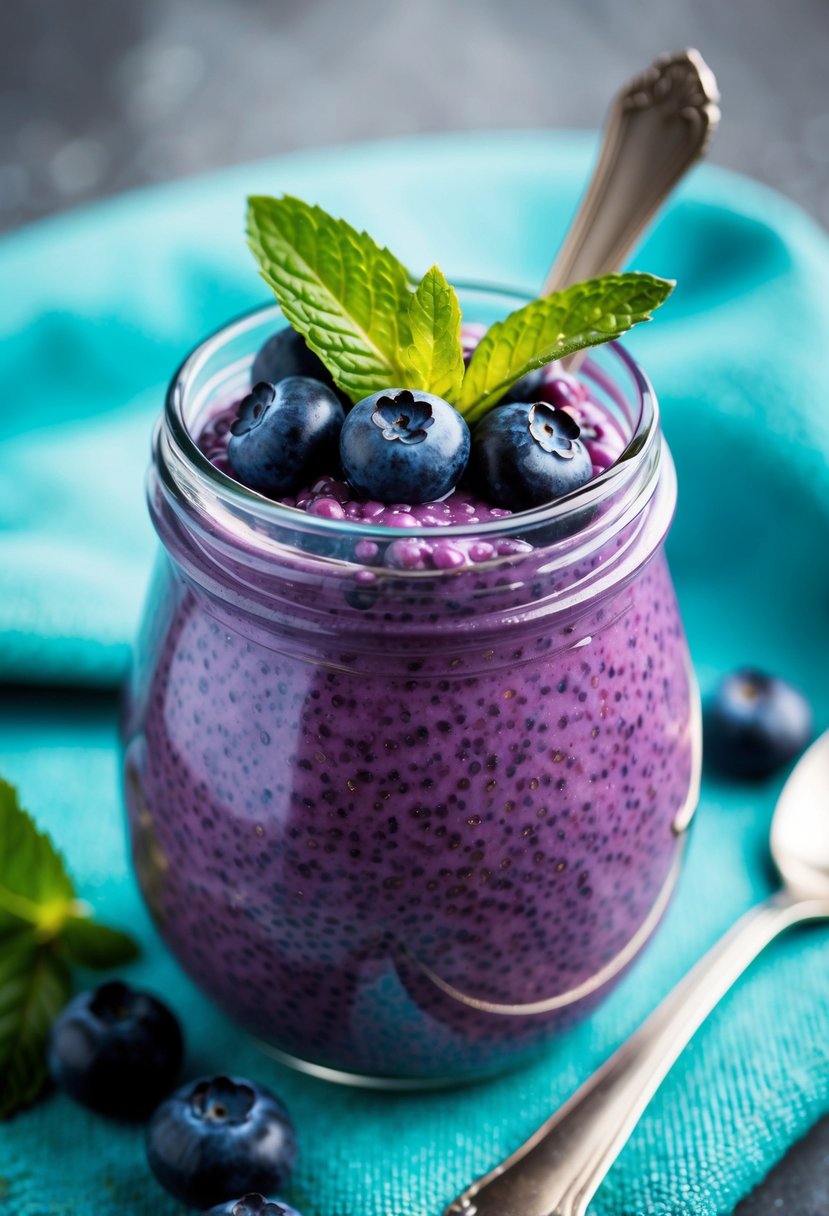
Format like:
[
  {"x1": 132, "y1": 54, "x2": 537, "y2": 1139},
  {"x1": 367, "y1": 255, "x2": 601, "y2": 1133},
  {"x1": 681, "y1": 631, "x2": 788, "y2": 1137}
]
[
  {"x1": 190, "y1": 1075, "x2": 256, "y2": 1124},
  {"x1": 233, "y1": 1196, "x2": 287, "y2": 1216},
  {"x1": 371, "y1": 391, "x2": 435, "y2": 445},
  {"x1": 528, "y1": 403, "x2": 581, "y2": 459},
  {"x1": 231, "y1": 382, "x2": 275, "y2": 437},
  {"x1": 89, "y1": 980, "x2": 136, "y2": 1022}
]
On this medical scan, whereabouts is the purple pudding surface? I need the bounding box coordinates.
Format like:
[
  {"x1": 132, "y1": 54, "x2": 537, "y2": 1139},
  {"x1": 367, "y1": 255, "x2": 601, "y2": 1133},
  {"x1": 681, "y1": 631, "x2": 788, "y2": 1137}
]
[
  {"x1": 123, "y1": 344, "x2": 697, "y2": 1082},
  {"x1": 196, "y1": 375, "x2": 624, "y2": 573}
]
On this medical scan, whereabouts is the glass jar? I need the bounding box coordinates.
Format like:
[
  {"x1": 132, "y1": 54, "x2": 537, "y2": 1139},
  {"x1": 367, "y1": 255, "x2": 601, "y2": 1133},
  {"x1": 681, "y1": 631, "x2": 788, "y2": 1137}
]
[{"x1": 122, "y1": 286, "x2": 700, "y2": 1086}]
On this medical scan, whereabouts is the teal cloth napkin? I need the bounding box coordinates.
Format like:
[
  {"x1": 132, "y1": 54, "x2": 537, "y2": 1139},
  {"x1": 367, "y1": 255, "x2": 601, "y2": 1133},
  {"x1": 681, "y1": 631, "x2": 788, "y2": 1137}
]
[{"x1": 1, "y1": 132, "x2": 829, "y2": 1216}]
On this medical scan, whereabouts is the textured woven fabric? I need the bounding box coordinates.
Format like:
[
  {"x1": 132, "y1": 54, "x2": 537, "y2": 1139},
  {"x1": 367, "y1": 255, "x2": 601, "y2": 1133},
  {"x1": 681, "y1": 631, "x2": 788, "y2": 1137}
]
[{"x1": 1, "y1": 132, "x2": 828, "y2": 1216}]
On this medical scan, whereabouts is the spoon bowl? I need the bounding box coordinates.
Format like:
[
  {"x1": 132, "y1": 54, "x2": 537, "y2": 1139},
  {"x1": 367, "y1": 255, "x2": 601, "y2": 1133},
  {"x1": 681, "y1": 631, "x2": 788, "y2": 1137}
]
[{"x1": 772, "y1": 730, "x2": 829, "y2": 901}]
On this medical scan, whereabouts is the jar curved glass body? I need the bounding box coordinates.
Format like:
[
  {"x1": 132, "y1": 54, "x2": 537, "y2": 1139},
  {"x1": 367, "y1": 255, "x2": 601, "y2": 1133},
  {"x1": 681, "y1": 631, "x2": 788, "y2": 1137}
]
[{"x1": 122, "y1": 287, "x2": 700, "y2": 1085}]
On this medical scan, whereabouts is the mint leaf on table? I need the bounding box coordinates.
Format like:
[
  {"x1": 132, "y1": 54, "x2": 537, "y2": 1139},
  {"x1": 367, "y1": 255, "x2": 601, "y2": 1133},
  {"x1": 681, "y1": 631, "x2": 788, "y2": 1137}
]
[
  {"x1": 0, "y1": 779, "x2": 140, "y2": 1118},
  {"x1": 401, "y1": 265, "x2": 464, "y2": 404},
  {"x1": 0, "y1": 778, "x2": 74, "y2": 935},
  {"x1": 458, "y1": 273, "x2": 675, "y2": 423},
  {"x1": 0, "y1": 932, "x2": 70, "y2": 1120},
  {"x1": 247, "y1": 195, "x2": 415, "y2": 404},
  {"x1": 58, "y1": 917, "x2": 141, "y2": 970}
]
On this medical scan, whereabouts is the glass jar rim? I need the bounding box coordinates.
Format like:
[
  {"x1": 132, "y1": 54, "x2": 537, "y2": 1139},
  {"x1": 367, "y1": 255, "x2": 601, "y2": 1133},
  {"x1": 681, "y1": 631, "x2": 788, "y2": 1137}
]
[{"x1": 162, "y1": 283, "x2": 659, "y2": 542}]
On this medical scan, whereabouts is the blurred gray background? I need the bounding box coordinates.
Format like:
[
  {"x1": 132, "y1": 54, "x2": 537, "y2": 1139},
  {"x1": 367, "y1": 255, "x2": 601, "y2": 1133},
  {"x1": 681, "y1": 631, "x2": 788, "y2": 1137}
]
[
  {"x1": 1, "y1": 0, "x2": 828, "y2": 233},
  {"x1": 1, "y1": 3, "x2": 828, "y2": 1212}
]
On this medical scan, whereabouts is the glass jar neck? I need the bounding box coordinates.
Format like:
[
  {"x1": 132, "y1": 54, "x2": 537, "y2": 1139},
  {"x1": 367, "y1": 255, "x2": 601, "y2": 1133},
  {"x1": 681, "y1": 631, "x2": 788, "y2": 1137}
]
[{"x1": 149, "y1": 297, "x2": 674, "y2": 656}]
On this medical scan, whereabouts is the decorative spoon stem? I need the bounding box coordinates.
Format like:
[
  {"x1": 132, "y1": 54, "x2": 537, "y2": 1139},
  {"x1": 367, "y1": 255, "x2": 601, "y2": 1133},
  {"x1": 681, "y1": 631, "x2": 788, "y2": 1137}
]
[
  {"x1": 446, "y1": 893, "x2": 825, "y2": 1216},
  {"x1": 542, "y1": 48, "x2": 720, "y2": 299}
]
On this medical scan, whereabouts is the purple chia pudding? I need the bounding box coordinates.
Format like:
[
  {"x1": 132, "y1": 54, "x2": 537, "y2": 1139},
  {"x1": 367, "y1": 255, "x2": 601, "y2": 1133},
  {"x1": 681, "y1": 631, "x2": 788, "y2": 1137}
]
[{"x1": 122, "y1": 290, "x2": 699, "y2": 1083}]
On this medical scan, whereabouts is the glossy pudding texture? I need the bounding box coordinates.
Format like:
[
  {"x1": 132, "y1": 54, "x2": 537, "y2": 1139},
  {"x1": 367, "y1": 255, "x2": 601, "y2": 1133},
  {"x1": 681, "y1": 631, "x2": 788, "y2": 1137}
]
[{"x1": 123, "y1": 343, "x2": 696, "y2": 1080}]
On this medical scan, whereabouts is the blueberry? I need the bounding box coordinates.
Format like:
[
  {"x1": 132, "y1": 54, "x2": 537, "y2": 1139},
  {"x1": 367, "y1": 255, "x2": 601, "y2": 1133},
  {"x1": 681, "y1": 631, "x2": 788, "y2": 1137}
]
[
  {"x1": 47, "y1": 980, "x2": 183, "y2": 1119},
  {"x1": 228, "y1": 378, "x2": 344, "y2": 497},
  {"x1": 704, "y1": 669, "x2": 813, "y2": 780},
  {"x1": 500, "y1": 366, "x2": 587, "y2": 408},
  {"x1": 469, "y1": 401, "x2": 593, "y2": 510},
  {"x1": 207, "y1": 1194, "x2": 303, "y2": 1216},
  {"x1": 339, "y1": 388, "x2": 470, "y2": 503},
  {"x1": 146, "y1": 1074, "x2": 297, "y2": 1209},
  {"x1": 252, "y1": 326, "x2": 341, "y2": 399}
]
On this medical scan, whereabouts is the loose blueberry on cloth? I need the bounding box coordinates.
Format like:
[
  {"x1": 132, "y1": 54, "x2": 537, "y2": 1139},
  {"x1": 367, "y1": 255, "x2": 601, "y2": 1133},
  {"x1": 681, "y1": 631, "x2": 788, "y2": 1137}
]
[
  {"x1": 48, "y1": 980, "x2": 183, "y2": 1119},
  {"x1": 1, "y1": 133, "x2": 829, "y2": 1216},
  {"x1": 704, "y1": 670, "x2": 813, "y2": 780},
  {"x1": 146, "y1": 1075, "x2": 297, "y2": 1208}
]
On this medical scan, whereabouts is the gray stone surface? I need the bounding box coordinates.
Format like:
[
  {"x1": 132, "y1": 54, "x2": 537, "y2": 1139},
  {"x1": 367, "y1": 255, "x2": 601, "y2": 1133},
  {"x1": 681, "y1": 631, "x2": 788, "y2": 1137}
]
[
  {"x1": 1, "y1": 0, "x2": 828, "y2": 233},
  {"x1": 735, "y1": 1114, "x2": 829, "y2": 1215},
  {"x1": 1, "y1": 2, "x2": 828, "y2": 1211}
]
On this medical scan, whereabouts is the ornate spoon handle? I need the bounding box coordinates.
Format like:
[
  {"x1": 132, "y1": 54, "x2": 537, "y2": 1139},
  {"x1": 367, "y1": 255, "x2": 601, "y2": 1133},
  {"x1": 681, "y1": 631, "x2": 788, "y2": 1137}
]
[
  {"x1": 542, "y1": 48, "x2": 720, "y2": 297},
  {"x1": 445, "y1": 892, "x2": 829, "y2": 1216}
]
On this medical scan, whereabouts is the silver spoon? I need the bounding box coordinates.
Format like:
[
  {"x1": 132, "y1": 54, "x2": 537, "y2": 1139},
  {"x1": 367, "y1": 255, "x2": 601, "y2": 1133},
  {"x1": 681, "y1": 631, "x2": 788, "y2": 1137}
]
[
  {"x1": 543, "y1": 47, "x2": 720, "y2": 297},
  {"x1": 446, "y1": 728, "x2": 829, "y2": 1216},
  {"x1": 543, "y1": 48, "x2": 720, "y2": 374}
]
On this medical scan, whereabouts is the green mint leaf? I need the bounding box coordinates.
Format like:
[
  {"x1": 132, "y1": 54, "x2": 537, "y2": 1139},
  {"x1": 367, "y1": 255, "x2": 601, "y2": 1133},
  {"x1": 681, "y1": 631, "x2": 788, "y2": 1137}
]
[
  {"x1": 0, "y1": 778, "x2": 75, "y2": 936},
  {"x1": 59, "y1": 916, "x2": 141, "y2": 970},
  {"x1": 459, "y1": 273, "x2": 675, "y2": 423},
  {"x1": 247, "y1": 195, "x2": 414, "y2": 404},
  {"x1": 0, "y1": 932, "x2": 71, "y2": 1119},
  {"x1": 401, "y1": 265, "x2": 464, "y2": 404},
  {"x1": 0, "y1": 780, "x2": 142, "y2": 1118}
]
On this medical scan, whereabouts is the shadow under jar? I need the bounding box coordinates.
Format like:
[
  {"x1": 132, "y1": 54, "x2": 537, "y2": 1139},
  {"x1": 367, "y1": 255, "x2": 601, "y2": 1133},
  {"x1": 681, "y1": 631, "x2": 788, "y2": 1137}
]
[{"x1": 121, "y1": 285, "x2": 700, "y2": 1087}]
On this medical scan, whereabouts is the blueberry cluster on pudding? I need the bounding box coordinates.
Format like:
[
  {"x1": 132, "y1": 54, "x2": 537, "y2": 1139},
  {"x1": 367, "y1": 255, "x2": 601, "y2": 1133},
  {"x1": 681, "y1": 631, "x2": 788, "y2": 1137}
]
[
  {"x1": 198, "y1": 325, "x2": 630, "y2": 571},
  {"x1": 192, "y1": 195, "x2": 674, "y2": 562}
]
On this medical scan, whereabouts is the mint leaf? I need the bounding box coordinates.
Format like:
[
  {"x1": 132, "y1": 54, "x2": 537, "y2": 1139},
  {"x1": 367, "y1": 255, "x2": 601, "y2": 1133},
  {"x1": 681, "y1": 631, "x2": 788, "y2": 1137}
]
[
  {"x1": 247, "y1": 195, "x2": 414, "y2": 404},
  {"x1": 0, "y1": 780, "x2": 141, "y2": 1118},
  {"x1": 0, "y1": 778, "x2": 74, "y2": 936},
  {"x1": 0, "y1": 932, "x2": 70, "y2": 1119},
  {"x1": 246, "y1": 199, "x2": 675, "y2": 414},
  {"x1": 401, "y1": 265, "x2": 464, "y2": 404},
  {"x1": 459, "y1": 273, "x2": 675, "y2": 423},
  {"x1": 59, "y1": 916, "x2": 141, "y2": 970}
]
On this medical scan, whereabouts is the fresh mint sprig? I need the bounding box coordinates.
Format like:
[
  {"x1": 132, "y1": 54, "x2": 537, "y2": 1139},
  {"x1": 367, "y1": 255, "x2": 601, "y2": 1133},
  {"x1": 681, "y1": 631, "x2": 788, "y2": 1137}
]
[
  {"x1": 459, "y1": 273, "x2": 674, "y2": 423},
  {"x1": 246, "y1": 195, "x2": 674, "y2": 416},
  {"x1": 402, "y1": 264, "x2": 465, "y2": 404},
  {"x1": 0, "y1": 779, "x2": 140, "y2": 1119}
]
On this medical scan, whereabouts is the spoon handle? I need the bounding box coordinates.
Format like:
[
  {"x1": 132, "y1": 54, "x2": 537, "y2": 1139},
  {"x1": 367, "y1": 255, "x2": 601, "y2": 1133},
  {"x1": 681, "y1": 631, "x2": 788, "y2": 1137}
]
[
  {"x1": 542, "y1": 49, "x2": 720, "y2": 298},
  {"x1": 445, "y1": 891, "x2": 828, "y2": 1216}
]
